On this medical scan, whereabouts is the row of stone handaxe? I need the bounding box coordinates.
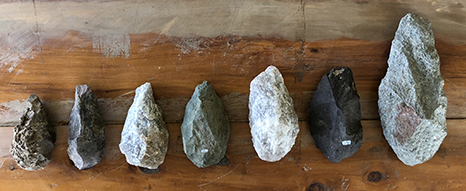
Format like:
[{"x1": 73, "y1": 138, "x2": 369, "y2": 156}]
[
  {"x1": 10, "y1": 13, "x2": 447, "y2": 171},
  {"x1": 10, "y1": 80, "x2": 231, "y2": 171}
]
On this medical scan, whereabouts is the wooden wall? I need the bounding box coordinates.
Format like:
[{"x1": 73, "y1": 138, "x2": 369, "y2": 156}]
[{"x1": 0, "y1": 0, "x2": 465, "y2": 190}]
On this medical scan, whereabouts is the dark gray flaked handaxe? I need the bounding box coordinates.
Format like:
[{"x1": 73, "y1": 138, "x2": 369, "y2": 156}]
[
  {"x1": 68, "y1": 85, "x2": 106, "y2": 170},
  {"x1": 308, "y1": 67, "x2": 362, "y2": 163}
]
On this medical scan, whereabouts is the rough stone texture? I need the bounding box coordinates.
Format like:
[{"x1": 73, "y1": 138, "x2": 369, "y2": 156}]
[
  {"x1": 308, "y1": 67, "x2": 363, "y2": 163},
  {"x1": 119, "y1": 83, "x2": 169, "y2": 170},
  {"x1": 378, "y1": 13, "x2": 447, "y2": 166},
  {"x1": 10, "y1": 94, "x2": 56, "y2": 171},
  {"x1": 249, "y1": 66, "x2": 299, "y2": 162},
  {"x1": 181, "y1": 81, "x2": 230, "y2": 168},
  {"x1": 68, "y1": 85, "x2": 106, "y2": 170}
]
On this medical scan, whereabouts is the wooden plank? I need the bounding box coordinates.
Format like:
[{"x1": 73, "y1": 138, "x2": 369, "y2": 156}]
[
  {"x1": 0, "y1": 0, "x2": 464, "y2": 190},
  {"x1": 1, "y1": 36, "x2": 466, "y2": 126},
  {"x1": 0, "y1": 120, "x2": 465, "y2": 190},
  {"x1": 0, "y1": 0, "x2": 465, "y2": 126},
  {"x1": 0, "y1": 0, "x2": 465, "y2": 43}
]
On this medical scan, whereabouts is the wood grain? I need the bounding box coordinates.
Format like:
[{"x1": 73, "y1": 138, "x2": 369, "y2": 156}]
[
  {"x1": 1, "y1": 34, "x2": 466, "y2": 125},
  {"x1": 0, "y1": 0, "x2": 465, "y2": 43},
  {"x1": 0, "y1": 120, "x2": 464, "y2": 191},
  {"x1": 1, "y1": 0, "x2": 465, "y2": 125},
  {"x1": 0, "y1": 0, "x2": 465, "y2": 190}
]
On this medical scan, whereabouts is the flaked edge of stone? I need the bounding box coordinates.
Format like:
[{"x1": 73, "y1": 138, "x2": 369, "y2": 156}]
[
  {"x1": 120, "y1": 82, "x2": 168, "y2": 169},
  {"x1": 248, "y1": 65, "x2": 299, "y2": 162},
  {"x1": 250, "y1": 65, "x2": 283, "y2": 88},
  {"x1": 181, "y1": 80, "x2": 230, "y2": 168},
  {"x1": 10, "y1": 94, "x2": 54, "y2": 171}
]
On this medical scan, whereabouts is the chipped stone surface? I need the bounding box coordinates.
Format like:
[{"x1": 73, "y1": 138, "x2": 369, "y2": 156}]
[
  {"x1": 67, "y1": 85, "x2": 106, "y2": 170},
  {"x1": 308, "y1": 67, "x2": 362, "y2": 163},
  {"x1": 378, "y1": 13, "x2": 447, "y2": 166},
  {"x1": 249, "y1": 66, "x2": 299, "y2": 162},
  {"x1": 10, "y1": 94, "x2": 56, "y2": 171},
  {"x1": 181, "y1": 81, "x2": 230, "y2": 168},
  {"x1": 119, "y1": 83, "x2": 169, "y2": 170}
]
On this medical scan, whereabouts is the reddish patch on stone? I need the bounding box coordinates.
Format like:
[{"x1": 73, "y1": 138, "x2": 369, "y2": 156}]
[
  {"x1": 394, "y1": 104, "x2": 421, "y2": 144},
  {"x1": 0, "y1": 105, "x2": 10, "y2": 116}
]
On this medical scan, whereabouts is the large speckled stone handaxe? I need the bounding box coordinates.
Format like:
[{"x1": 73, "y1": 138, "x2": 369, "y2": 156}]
[
  {"x1": 249, "y1": 65, "x2": 299, "y2": 162},
  {"x1": 181, "y1": 81, "x2": 230, "y2": 168},
  {"x1": 119, "y1": 82, "x2": 169, "y2": 170},
  {"x1": 67, "y1": 85, "x2": 106, "y2": 170},
  {"x1": 308, "y1": 67, "x2": 362, "y2": 163},
  {"x1": 378, "y1": 13, "x2": 447, "y2": 166},
  {"x1": 10, "y1": 94, "x2": 56, "y2": 171}
]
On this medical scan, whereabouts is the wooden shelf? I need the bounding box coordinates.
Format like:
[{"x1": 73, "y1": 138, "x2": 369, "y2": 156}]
[{"x1": 0, "y1": 0, "x2": 465, "y2": 190}]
